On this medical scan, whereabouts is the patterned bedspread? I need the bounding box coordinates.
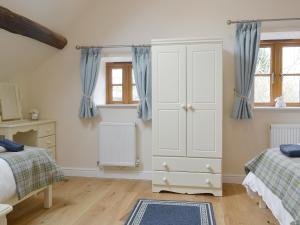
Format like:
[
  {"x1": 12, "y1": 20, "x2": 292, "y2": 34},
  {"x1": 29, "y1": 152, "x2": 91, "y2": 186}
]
[
  {"x1": 245, "y1": 148, "x2": 300, "y2": 225},
  {"x1": 0, "y1": 147, "x2": 64, "y2": 200}
]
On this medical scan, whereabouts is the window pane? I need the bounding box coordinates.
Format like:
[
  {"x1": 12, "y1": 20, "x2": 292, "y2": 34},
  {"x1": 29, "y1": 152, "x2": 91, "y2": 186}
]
[
  {"x1": 282, "y1": 47, "x2": 300, "y2": 74},
  {"x1": 112, "y1": 69, "x2": 123, "y2": 84},
  {"x1": 255, "y1": 47, "x2": 271, "y2": 74},
  {"x1": 132, "y1": 85, "x2": 139, "y2": 101},
  {"x1": 254, "y1": 76, "x2": 271, "y2": 103},
  {"x1": 282, "y1": 76, "x2": 300, "y2": 102},
  {"x1": 112, "y1": 86, "x2": 122, "y2": 101},
  {"x1": 132, "y1": 69, "x2": 136, "y2": 84}
]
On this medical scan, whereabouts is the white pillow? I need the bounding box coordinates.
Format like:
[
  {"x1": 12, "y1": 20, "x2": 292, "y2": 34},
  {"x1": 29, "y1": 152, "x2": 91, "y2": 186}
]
[{"x1": 0, "y1": 146, "x2": 6, "y2": 153}]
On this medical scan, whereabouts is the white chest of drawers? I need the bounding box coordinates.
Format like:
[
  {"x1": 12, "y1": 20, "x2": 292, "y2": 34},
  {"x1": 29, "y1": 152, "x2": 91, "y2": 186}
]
[{"x1": 0, "y1": 120, "x2": 56, "y2": 159}]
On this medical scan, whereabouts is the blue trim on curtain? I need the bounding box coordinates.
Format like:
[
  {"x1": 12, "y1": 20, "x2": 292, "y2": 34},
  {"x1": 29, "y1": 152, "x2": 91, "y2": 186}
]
[
  {"x1": 132, "y1": 47, "x2": 152, "y2": 121},
  {"x1": 231, "y1": 22, "x2": 261, "y2": 120},
  {"x1": 79, "y1": 48, "x2": 101, "y2": 119}
]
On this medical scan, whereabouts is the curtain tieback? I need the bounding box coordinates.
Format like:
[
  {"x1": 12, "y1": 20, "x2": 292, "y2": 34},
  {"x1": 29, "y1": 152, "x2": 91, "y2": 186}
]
[
  {"x1": 82, "y1": 94, "x2": 93, "y2": 108},
  {"x1": 137, "y1": 97, "x2": 146, "y2": 112},
  {"x1": 140, "y1": 97, "x2": 146, "y2": 103},
  {"x1": 234, "y1": 89, "x2": 249, "y2": 100}
]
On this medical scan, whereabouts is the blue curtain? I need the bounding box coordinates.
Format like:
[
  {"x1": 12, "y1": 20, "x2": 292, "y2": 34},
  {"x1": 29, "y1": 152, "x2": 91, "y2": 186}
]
[
  {"x1": 132, "y1": 47, "x2": 152, "y2": 121},
  {"x1": 231, "y1": 22, "x2": 261, "y2": 120},
  {"x1": 79, "y1": 48, "x2": 101, "y2": 119}
]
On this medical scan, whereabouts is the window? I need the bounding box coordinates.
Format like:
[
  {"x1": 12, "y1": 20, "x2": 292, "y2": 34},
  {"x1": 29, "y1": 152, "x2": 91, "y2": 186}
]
[
  {"x1": 106, "y1": 62, "x2": 139, "y2": 104},
  {"x1": 254, "y1": 39, "x2": 300, "y2": 106}
]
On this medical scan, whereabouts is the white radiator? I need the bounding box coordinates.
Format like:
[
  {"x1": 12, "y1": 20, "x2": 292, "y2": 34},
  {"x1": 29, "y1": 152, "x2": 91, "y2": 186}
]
[
  {"x1": 270, "y1": 124, "x2": 300, "y2": 147},
  {"x1": 99, "y1": 122, "x2": 136, "y2": 167}
]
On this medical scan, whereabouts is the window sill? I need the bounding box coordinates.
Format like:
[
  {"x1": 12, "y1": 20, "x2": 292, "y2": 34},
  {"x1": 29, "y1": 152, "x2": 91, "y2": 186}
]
[
  {"x1": 254, "y1": 106, "x2": 300, "y2": 111},
  {"x1": 97, "y1": 104, "x2": 138, "y2": 109}
]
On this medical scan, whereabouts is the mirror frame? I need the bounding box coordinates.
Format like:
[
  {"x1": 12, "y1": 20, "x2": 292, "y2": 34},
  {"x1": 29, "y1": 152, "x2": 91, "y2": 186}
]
[{"x1": 0, "y1": 83, "x2": 22, "y2": 121}]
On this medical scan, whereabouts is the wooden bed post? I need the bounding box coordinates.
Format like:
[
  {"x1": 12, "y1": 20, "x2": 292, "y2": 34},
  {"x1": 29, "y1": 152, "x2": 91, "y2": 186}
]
[
  {"x1": 259, "y1": 198, "x2": 267, "y2": 208},
  {"x1": 44, "y1": 185, "x2": 53, "y2": 209},
  {"x1": 0, "y1": 204, "x2": 13, "y2": 225}
]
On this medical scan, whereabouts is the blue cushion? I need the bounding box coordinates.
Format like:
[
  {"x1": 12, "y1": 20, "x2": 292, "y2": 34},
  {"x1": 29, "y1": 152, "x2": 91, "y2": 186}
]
[
  {"x1": 280, "y1": 144, "x2": 300, "y2": 157},
  {"x1": 0, "y1": 139, "x2": 24, "y2": 152}
]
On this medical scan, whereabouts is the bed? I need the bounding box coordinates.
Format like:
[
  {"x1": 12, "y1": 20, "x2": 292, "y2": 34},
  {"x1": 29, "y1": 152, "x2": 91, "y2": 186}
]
[
  {"x1": 0, "y1": 146, "x2": 64, "y2": 225},
  {"x1": 243, "y1": 148, "x2": 300, "y2": 225}
]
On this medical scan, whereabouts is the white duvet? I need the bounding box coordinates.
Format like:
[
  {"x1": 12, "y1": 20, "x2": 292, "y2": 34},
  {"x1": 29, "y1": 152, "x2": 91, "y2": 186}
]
[{"x1": 0, "y1": 158, "x2": 17, "y2": 202}]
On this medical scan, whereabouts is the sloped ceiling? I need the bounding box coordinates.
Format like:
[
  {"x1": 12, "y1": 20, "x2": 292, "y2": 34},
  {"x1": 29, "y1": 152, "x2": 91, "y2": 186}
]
[{"x1": 0, "y1": 0, "x2": 91, "y2": 79}]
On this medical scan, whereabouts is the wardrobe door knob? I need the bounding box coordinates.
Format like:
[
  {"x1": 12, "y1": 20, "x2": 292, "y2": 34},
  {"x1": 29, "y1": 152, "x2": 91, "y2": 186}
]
[
  {"x1": 163, "y1": 177, "x2": 168, "y2": 182},
  {"x1": 162, "y1": 162, "x2": 168, "y2": 167},
  {"x1": 187, "y1": 104, "x2": 193, "y2": 110},
  {"x1": 180, "y1": 104, "x2": 186, "y2": 110}
]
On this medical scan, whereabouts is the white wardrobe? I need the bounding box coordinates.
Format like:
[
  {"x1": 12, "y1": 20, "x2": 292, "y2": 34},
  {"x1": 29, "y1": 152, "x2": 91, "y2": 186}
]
[{"x1": 152, "y1": 39, "x2": 223, "y2": 196}]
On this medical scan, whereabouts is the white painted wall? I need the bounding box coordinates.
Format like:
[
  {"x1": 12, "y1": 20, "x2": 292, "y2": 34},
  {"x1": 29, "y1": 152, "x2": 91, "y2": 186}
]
[{"x1": 17, "y1": 0, "x2": 300, "y2": 180}]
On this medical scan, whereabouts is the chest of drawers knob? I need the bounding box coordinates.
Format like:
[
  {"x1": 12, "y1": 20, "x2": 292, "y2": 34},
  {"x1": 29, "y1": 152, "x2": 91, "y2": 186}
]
[
  {"x1": 162, "y1": 162, "x2": 168, "y2": 167},
  {"x1": 206, "y1": 164, "x2": 211, "y2": 169},
  {"x1": 162, "y1": 177, "x2": 167, "y2": 182},
  {"x1": 205, "y1": 179, "x2": 210, "y2": 184}
]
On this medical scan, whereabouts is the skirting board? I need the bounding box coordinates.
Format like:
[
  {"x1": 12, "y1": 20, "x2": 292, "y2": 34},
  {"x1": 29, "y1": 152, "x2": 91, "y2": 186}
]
[
  {"x1": 63, "y1": 167, "x2": 153, "y2": 180},
  {"x1": 62, "y1": 167, "x2": 245, "y2": 184},
  {"x1": 222, "y1": 174, "x2": 245, "y2": 184}
]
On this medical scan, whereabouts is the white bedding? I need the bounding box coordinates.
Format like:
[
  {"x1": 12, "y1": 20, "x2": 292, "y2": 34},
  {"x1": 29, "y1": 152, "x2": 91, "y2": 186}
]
[
  {"x1": 243, "y1": 172, "x2": 294, "y2": 225},
  {"x1": 0, "y1": 158, "x2": 16, "y2": 203}
]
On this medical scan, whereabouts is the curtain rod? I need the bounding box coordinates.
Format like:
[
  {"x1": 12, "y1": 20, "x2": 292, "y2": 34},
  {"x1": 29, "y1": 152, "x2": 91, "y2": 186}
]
[
  {"x1": 227, "y1": 17, "x2": 300, "y2": 25},
  {"x1": 75, "y1": 44, "x2": 151, "y2": 49}
]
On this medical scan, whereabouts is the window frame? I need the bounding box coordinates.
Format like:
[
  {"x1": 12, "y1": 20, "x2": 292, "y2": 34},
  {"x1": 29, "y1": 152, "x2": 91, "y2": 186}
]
[
  {"x1": 254, "y1": 43, "x2": 275, "y2": 107},
  {"x1": 254, "y1": 39, "x2": 300, "y2": 107},
  {"x1": 106, "y1": 62, "x2": 138, "y2": 104}
]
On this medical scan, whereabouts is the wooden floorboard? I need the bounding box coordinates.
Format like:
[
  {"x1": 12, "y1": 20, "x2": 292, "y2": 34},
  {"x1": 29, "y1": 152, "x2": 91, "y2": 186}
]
[{"x1": 7, "y1": 177, "x2": 279, "y2": 225}]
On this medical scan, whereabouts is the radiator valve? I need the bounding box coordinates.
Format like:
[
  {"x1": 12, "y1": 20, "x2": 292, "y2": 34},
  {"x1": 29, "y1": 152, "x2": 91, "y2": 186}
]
[{"x1": 135, "y1": 159, "x2": 141, "y2": 167}]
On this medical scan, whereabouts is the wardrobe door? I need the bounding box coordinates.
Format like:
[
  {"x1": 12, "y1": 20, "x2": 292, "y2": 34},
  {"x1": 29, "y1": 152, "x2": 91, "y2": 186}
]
[
  {"x1": 152, "y1": 45, "x2": 187, "y2": 156},
  {"x1": 187, "y1": 44, "x2": 222, "y2": 158}
]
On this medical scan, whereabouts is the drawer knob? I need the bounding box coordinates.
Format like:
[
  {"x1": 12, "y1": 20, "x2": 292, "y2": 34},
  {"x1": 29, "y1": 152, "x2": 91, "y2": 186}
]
[
  {"x1": 47, "y1": 129, "x2": 51, "y2": 132},
  {"x1": 162, "y1": 162, "x2": 168, "y2": 167},
  {"x1": 206, "y1": 164, "x2": 211, "y2": 169},
  {"x1": 205, "y1": 179, "x2": 210, "y2": 184},
  {"x1": 163, "y1": 177, "x2": 167, "y2": 182}
]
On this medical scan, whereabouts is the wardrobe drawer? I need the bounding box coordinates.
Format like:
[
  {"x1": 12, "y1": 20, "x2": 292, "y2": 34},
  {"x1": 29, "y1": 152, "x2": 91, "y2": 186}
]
[
  {"x1": 153, "y1": 171, "x2": 222, "y2": 188},
  {"x1": 37, "y1": 135, "x2": 56, "y2": 148},
  {"x1": 38, "y1": 123, "x2": 55, "y2": 137},
  {"x1": 153, "y1": 157, "x2": 221, "y2": 173}
]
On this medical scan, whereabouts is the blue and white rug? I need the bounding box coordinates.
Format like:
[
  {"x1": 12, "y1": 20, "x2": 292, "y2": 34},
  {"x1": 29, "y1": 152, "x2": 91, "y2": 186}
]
[{"x1": 125, "y1": 199, "x2": 216, "y2": 225}]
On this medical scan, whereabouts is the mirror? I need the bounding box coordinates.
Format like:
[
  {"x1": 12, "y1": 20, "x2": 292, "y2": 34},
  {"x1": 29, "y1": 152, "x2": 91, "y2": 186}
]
[{"x1": 0, "y1": 83, "x2": 22, "y2": 121}]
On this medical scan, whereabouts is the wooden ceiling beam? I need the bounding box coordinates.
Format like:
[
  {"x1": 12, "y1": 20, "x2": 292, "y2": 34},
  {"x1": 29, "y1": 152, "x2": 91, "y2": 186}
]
[{"x1": 0, "y1": 6, "x2": 67, "y2": 49}]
